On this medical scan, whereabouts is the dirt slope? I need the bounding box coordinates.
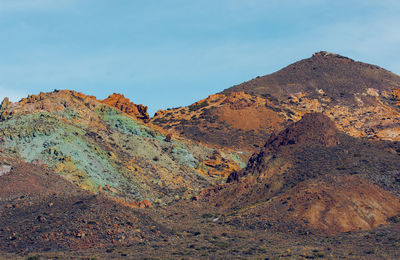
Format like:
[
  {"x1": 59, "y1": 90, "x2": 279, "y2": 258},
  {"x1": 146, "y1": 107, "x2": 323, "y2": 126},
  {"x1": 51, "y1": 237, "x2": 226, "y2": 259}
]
[{"x1": 0, "y1": 162, "x2": 168, "y2": 253}]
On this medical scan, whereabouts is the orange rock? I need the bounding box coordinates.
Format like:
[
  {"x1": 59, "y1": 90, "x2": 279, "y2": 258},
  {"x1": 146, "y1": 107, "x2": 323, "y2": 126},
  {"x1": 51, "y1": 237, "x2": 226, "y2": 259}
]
[
  {"x1": 141, "y1": 200, "x2": 152, "y2": 208},
  {"x1": 100, "y1": 93, "x2": 150, "y2": 122},
  {"x1": 392, "y1": 88, "x2": 400, "y2": 100}
]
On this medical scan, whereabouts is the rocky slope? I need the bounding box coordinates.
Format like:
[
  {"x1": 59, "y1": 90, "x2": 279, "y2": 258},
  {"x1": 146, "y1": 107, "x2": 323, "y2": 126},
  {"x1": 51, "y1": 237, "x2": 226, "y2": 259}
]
[
  {"x1": 152, "y1": 51, "x2": 400, "y2": 151},
  {"x1": 0, "y1": 90, "x2": 245, "y2": 204},
  {"x1": 0, "y1": 162, "x2": 168, "y2": 253},
  {"x1": 198, "y1": 113, "x2": 400, "y2": 234}
]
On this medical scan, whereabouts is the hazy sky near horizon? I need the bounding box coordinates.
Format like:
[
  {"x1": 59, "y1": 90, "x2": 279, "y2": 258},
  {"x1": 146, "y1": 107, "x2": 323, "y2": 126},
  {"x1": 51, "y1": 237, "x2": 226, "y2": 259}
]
[{"x1": 1, "y1": 0, "x2": 400, "y2": 115}]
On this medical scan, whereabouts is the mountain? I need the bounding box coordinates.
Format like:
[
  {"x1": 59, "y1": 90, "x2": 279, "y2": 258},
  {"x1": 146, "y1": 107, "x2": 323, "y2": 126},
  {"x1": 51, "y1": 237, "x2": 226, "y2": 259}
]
[
  {"x1": 152, "y1": 51, "x2": 400, "y2": 151},
  {"x1": 198, "y1": 113, "x2": 400, "y2": 234},
  {"x1": 0, "y1": 90, "x2": 244, "y2": 204},
  {"x1": 223, "y1": 51, "x2": 400, "y2": 100},
  {"x1": 2, "y1": 53, "x2": 400, "y2": 258}
]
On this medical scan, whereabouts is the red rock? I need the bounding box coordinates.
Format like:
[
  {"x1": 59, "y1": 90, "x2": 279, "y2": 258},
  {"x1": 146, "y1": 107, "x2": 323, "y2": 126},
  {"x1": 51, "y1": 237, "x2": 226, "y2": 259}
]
[{"x1": 141, "y1": 200, "x2": 152, "y2": 208}]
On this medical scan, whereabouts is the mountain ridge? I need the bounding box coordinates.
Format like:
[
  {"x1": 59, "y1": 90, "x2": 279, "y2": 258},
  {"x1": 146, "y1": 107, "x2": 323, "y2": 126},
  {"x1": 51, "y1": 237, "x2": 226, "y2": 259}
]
[{"x1": 0, "y1": 89, "x2": 244, "y2": 203}]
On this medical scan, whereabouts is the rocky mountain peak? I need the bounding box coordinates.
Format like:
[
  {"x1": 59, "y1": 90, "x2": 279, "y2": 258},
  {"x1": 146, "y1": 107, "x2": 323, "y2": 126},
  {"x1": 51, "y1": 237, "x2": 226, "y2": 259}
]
[{"x1": 311, "y1": 51, "x2": 354, "y2": 61}]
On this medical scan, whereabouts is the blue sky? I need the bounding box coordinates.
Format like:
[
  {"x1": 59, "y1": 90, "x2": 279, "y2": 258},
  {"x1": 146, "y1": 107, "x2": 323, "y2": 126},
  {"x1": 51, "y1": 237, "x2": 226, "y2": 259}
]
[{"x1": 1, "y1": 0, "x2": 400, "y2": 115}]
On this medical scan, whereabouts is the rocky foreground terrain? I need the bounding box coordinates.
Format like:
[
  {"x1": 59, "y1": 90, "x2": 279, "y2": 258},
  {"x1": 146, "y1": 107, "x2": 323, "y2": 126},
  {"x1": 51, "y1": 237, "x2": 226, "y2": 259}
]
[{"x1": 1, "y1": 52, "x2": 400, "y2": 259}]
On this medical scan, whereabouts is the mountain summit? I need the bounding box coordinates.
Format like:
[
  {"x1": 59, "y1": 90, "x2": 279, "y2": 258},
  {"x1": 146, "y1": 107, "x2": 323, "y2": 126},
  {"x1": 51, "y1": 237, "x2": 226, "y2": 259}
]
[
  {"x1": 153, "y1": 52, "x2": 400, "y2": 151},
  {"x1": 223, "y1": 51, "x2": 400, "y2": 101}
]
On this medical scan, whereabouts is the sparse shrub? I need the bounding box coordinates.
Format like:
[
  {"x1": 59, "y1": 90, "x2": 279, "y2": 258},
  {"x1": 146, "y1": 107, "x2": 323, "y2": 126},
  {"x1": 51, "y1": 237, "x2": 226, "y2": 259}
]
[
  {"x1": 364, "y1": 249, "x2": 375, "y2": 255},
  {"x1": 215, "y1": 241, "x2": 229, "y2": 248},
  {"x1": 201, "y1": 213, "x2": 213, "y2": 218},
  {"x1": 188, "y1": 101, "x2": 209, "y2": 111},
  {"x1": 26, "y1": 256, "x2": 41, "y2": 260}
]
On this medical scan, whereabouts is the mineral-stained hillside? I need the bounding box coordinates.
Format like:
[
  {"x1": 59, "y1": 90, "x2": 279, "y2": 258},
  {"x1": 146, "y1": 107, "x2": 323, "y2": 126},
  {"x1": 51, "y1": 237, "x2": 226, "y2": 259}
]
[
  {"x1": 199, "y1": 113, "x2": 400, "y2": 234},
  {"x1": 0, "y1": 90, "x2": 244, "y2": 204},
  {"x1": 152, "y1": 51, "x2": 400, "y2": 151}
]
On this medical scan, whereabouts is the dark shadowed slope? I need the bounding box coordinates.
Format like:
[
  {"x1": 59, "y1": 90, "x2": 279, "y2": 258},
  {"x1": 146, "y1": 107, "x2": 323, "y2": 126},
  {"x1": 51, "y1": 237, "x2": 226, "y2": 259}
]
[{"x1": 199, "y1": 113, "x2": 400, "y2": 234}]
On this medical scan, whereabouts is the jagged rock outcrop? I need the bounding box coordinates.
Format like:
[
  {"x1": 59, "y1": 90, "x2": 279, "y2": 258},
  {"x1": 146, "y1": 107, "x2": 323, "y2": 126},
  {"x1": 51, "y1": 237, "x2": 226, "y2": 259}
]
[
  {"x1": 100, "y1": 93, "x2": 150, "y2": 122},
  {"x1": 0, "y1": 97, "x2": 9, "y2": 110},
  {"x1": 0, "y1": 97, "x2": 11, "y2": 121}
]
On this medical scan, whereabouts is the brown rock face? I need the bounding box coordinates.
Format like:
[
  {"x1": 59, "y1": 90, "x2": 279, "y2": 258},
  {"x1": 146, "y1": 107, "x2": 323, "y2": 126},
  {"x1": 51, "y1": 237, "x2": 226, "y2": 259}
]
[{"x1": 100, "y1": 93, "x2": 150, "y2": 122}]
